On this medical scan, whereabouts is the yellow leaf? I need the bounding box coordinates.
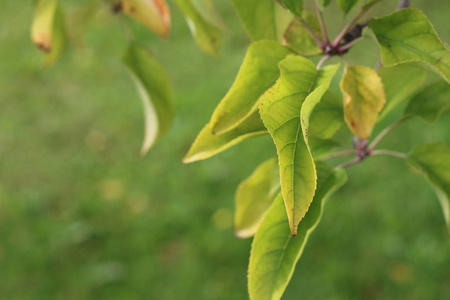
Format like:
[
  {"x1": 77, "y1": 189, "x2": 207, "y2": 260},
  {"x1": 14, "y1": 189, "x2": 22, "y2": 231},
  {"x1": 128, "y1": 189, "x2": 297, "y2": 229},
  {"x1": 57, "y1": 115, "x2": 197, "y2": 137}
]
[
  {"x1": 340, "y1": 65, "x2": 386, "y2": 139},
  {"x1": 31, "y1": 0, "x2": 58, "y2": 52}
]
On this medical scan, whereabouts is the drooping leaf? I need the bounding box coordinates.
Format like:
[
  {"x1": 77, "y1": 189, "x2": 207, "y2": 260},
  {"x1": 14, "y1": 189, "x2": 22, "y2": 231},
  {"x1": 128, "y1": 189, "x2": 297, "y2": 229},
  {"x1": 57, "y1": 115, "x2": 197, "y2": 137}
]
[
  {"x1": 404, "y1": 81, "x2": 450, "y2": 123},
  {"x1": 123, "y1": 43, "x2": 174, "y2": 155},
  {"x1": 66, "y1": 3, "x2": 98, "y2": 49},
  {"x1": 408, "y1": 142, "x2": 450, "y2": 233},
  {"x1": 183, "y1": 112, "x2": 266, "y2": 163},
  {"x1": 309, "y1": 90, "x2": 344, "y2": 139},
  {"x1": 283, "y1": 11, "x2": 323, "y2": 57},
  {"x1": 248, "y1": 162, "x2": 347, "y2": 300},
  {"x1": 234, "y1": 157, "x2": 280, "y2": 238},
  {"x1": 231, "y1": 0, "x2": 291, "y2": 42},
  {"x1": 259, "y1": 56, "x2": 339, "y2": 235},
  {"x1": 309, "y1": 137, "x2": 343, "y2": 159},
  {"x1": 210, "y1": 41, "x2": 293, "y2": 135},
  {"x1": 31, "y1": 0, "x2": 58, "y2": 52},
  {"x1": 369, "y1": 8, "x2": 450, "y2": 83},
  {"x1": 276, "y1": 0, "x2": 303, "y2": 19},
  {"x1": 377, "y1": 63, "x2": 427, "y2": 122},
  {"x1": 175, "y1": 0, "x2": 223, "y2": 56},
  {"x1": 340, "y1": 65, "x2": 386, "y2": 139},
  {"x1": 43, "y1": 5, "x2": 66, "y2": 67},
  {"x1": 122, "y1": 0, "x2": 171, "y2": 39},
  {"x1": 337, "y1": 0, "x2": 360, "y2": 14}
]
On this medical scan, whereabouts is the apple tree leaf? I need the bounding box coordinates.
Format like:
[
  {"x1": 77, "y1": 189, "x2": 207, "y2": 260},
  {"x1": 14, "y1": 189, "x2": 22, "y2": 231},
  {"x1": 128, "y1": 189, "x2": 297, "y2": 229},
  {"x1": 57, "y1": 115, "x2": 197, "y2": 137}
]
[
  {"x1": 259, "y1": 56, "x2": 339, "y2": 235},
  {"x1": 369, "y1": 8, "x2": 450, "y2": 83},
  {"x1": 248, "y1": 162, "x2": 347, "y2": 300},
  {"x1": 340, "y1": 65, "x2": 386, "y2": 139},
  {"x1": 408, "y1": 142, "x2": 450, "y2": 233},
  {"x1": 123, "y1": 42, "x2": 174, "y2": 155},
  {"x1": 235, "y1": 157, "x2": 280, "y2": 238},
  {"x1": 210, "y1": 41, "x2": 293, "y2": 135},
  {"x1": 283, "y1": 11, "x2": 323, "y2": 57}
]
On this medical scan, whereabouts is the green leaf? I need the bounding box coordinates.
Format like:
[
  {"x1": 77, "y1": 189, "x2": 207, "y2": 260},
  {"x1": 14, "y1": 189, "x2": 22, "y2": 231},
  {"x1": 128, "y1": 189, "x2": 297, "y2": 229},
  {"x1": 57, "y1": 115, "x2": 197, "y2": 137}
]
[
  {"x1": 31, "y1": 0, "x2": 58, "y2": 52},
  {"x1": 259, "y1": 56, "x2": 339, "y2": 235},
  {"x1": 183, "y1": 112, "x2": 266, "y2": 163},
  {"x1": 369, "y1": 8, "x2": 450, "y2": 83},
  {"x1": 316, "y1": 0, "x2": 331, "y2": 10},
  {"x1": 248, "y1": 162, "x2": 347, "y2": 300},
  {"x1": 309, "y1": 90, "x2": 344, "y2": 139},
  {"x1": 362, "y1": 0, "x2": 382, "y2": 9},
  {"x1": 276, "y1": 0, "x2": 303, "y2": 19},
  {"x1": 340, "y1": 65, "x2": 386, "y2": 139},
  {"x1": 175, "y1": 0, "x2": 223, "y2": 56},
  {"x1": 337, "y1": 0, "x2": 360, "y2": 14},
  {"x1": 210, "y1": 41, "x2": 293, "y2": 135},
  {"x1": 231, "y1": 0, "x2": 291, "y2": 42},
  {"x1": 404, "y1": 81, "x2": 450, "y2": 123},
  {"x1": 283, "y1": 11, "x2": 323, "y2": 57},
  {"x1": 122, "y1": 0, "x2": 171, "y2": 39},
  {"x1": 123, "y1": 43, "x2": 174, "y2": 155},
  {"x1": 234, "y1": 157, "x2": 280, "y2": 238},
  {"x1": 408, "y1": 142, "x2": 450, "y2": 233},
  {"x1": 377, "y1": 63, "x2": 427, "y2": 122}
]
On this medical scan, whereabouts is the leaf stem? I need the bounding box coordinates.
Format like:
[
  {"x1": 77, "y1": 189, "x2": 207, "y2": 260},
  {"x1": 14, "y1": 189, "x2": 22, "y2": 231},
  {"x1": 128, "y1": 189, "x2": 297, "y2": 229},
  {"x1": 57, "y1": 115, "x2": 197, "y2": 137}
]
[
  {"x1": 370, "y1": 149, "x2": 407, "y2": 159},
  {"x1": 368, "y1": 117, "x2": 412, "y2": 151},
  {"x1": 331, "y1": 2, "x2": 379, "y2": 49},
  {"x1": 335, "y1": 157, "x2": 361, "y2": 170},
  {"x1": 322, "y1": 150, "x2": 356, "y2": 160},
  {"x1": 339, "y1": 36, "x2": 365, "y2": 52},
  {"x1": 314, "y1": 0, "x2": 330, "y2": 44},
  {"x1": 316, "y1": 54, "x2": 331, "y2": 69}
]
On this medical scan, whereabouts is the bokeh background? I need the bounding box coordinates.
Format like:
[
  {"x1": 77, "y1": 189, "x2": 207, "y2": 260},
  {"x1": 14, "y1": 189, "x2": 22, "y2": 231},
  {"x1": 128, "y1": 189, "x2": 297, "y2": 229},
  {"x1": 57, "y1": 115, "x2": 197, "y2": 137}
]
[{"x1": 0, "y1": 0, "x2": 449, "y2": 299}]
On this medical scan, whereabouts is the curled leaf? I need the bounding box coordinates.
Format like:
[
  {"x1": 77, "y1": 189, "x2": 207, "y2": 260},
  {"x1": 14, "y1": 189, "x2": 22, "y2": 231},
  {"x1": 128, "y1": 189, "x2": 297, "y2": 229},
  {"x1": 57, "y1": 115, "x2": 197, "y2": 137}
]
[{"x1": 123, "y1": 43, "x2": 174, "y2": 155}]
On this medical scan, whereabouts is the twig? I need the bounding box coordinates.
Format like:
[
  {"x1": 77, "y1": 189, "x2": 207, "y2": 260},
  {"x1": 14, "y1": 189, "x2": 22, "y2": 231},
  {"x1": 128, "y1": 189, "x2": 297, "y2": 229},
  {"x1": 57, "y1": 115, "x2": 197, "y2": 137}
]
[
  {"x1": 335, "y1": 157, "x2": 361, "y2": 170},
  {"x1": 314, "y1": 0, "x2": 330, "y2": 44},
  {"x1": 397, "y1": 0, "x2": 410, "y2": 10},
  {"x1": 322, "y1": 150, "x2": 356, "y2": 160},
  {"x1": 370, "y1": 150, "x2": 407, "y2": 159},
  {"x1": 339, "y1": 36, "x2": 365, "y2": 52},
  {"x1": 368, "y1": 117, "x2": 411, "y2": 151},
  {"x1": 316, "y1": 54, "x2": 331, "y2": 69}
]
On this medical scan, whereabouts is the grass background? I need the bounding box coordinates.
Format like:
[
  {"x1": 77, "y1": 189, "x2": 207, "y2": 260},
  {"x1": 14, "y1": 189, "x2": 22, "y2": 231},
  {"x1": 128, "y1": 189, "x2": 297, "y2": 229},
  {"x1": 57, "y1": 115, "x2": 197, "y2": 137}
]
[{"x1": 0, "y1": 0, "x2": 449, "y2": 299}]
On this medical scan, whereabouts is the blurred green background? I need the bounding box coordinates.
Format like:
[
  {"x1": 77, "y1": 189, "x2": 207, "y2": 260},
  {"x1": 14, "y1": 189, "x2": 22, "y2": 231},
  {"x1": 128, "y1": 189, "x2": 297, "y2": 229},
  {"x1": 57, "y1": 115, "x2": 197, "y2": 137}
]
[{"x1": 0, "y1": 0, "x2": 449, "y2": 299}]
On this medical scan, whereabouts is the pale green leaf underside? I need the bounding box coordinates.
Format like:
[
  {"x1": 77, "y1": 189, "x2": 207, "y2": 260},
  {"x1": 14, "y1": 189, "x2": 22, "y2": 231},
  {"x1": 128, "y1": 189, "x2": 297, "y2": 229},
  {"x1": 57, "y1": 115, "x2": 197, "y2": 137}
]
[
  {"x1": 248, "y1": 162, "x2": 347, "y2": 300},
  {"x1": 210, "y1": 41, "x2": 293, "y2": 135},
  {"x1": 369, "y1": 8, "x2": 450, "y2": 83},
  {"x1": 377, "y1": 63, "x2": 427, "y2": 122},
  {"x1": 231, "y1": 0, "x2": 291, "y2": 42},
  {"x1": 183, "y1": 112, "x2": 266, "y2": 163},
  {"x1": 404, "y1": 81, "x2": 450, "y2": 123},
  {"x1": 284, "y1": 11, "x2": 323, "y2": 57},
  {"x1": 408, "y1": 142, "x2": 450, "y2": 233},
  {"x1": 175, "y1": 0, "x2": 222, "y2": 56},
  {"x1": 123, "y1": 43, "x2": 173, "y2": 155},
  {"x1": 259, "y1": 56, "x2": 339, "y2": 235},
  {"x1": 340, "y1": 65, "x2": 386, "y2": 139},
  {"x1": 235, "y1": 157, "x2": 280, "y2": 238}
]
